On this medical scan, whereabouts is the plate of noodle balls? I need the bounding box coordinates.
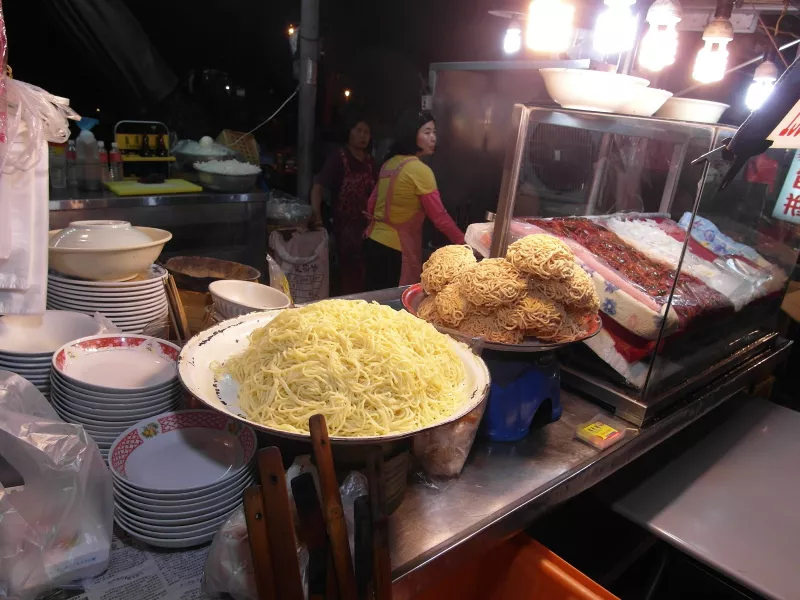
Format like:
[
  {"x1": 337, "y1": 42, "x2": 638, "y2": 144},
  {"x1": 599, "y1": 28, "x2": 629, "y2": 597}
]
[
  {"x1": 403, "y1": 236, "x2": 602, "y2": 352},
  {"x1": 178, "y1": 299, "x2": 490, "y2": 443}
]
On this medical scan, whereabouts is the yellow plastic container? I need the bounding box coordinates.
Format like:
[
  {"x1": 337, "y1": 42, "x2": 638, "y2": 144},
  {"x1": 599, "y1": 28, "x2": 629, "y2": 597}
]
[{"x1": 411, "y1": 534, "x2": 619, "y2": 600}]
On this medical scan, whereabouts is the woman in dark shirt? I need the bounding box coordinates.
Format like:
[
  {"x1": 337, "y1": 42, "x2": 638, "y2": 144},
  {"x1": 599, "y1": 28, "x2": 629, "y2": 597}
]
[{"x1": 311, "y1": 114, "x2": 377, "y2": 294}]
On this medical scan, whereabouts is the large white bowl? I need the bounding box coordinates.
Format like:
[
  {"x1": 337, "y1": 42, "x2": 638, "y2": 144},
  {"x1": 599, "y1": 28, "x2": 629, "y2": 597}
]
[
  {"x1": 620, "y1": 87, "x2": 673, "y2": 116},
  {"x1": 209, "y1": 280, "x2": 291, "y2": 318},
  {"x1": 48, "y1": 227, "x2": 172, "y2": 282},
  {"x1": 539, "y1": 68, "x2": 650, "y2": 113},
  {"x1": 50, "y1": 221, "x2": 153, "y2": 250},
  {"x1": 0, "y1": 311, "x2": 103, "y2": 355},
  {"x1": 114, "y1": 473, "x2": 253, "y2": 509},
  {"x1": 655, "y1": 97, "x2": 729, "y2": 123},
  {"x1": 113, "y1": 520, "x2": 218, "y2": 549}
]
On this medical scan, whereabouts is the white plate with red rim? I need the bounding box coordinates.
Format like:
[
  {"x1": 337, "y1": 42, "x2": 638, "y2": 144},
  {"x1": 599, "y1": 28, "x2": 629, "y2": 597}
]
[
  {"x1": 50, "y1": 373, "x2": 183, "y2": 403},
  {"x1": 51, "y1": 387, "x2": 182, "y2": 413},
  {"x1": 0, "y1": 311, "x2": 104, "y2": 355},
  {"x1": 53, "y1": 334, "x2": 179, "y2": 392},
  {"x1": 108, "y1": 410, "x2": 257, "y2": 492},
  {"x1": 48, "y1": 285, "x2": 167, "y2": 300},
  {"x1": 115, "y1": 505, "x2": 236, "y2": 536},
  {"x1": 51, "y1": 393, "x2": 178, "y2": 423},
  {"x1": 115, "y1": 497, "x2": 242, "y2": 526},
  {"x1": 103, "y1": 311, "x2": 169, "y2": 326},
  {"x1": 113, "y1": 517, "x2": 220, "y2": 549},
  {"x1": 112, "y1": 467, "x2": 254, "y2": 502}
]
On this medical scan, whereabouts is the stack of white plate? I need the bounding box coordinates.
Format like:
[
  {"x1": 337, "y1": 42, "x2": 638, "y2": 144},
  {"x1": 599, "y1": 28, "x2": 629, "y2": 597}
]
[
  {"x1": 0, "y1": 311, "x2": 103, "y2": 398},
  {"x1": 46, "y1": 265, "x2": 169, "y2": 334},
  {"x1": 108, "y1": 410, "x2": 257, "y2": 548},
  {"x1": 50, "y1": 334, "x2": 183, "y2": 458}
]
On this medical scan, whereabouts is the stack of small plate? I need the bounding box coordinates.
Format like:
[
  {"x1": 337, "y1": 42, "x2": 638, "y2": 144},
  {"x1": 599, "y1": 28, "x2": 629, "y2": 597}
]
[
  {"x1": 46, "y1": 265, "x2": 169, "y2": 334},
  {"x1": 50, "y1": 334, "x2": 183, "y2": 458},
  {"x1": 0, "y1": 311, "x2": 103, "y2": 398},
  {"x1": 108, "y1": 410, "x2": 257, "y2": 548}
]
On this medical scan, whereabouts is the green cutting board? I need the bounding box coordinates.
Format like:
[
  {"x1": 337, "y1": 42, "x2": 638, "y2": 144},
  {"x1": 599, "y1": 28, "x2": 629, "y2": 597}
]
[{"x1": 104, "y1": 179, "x2": 203, "y2": 196}]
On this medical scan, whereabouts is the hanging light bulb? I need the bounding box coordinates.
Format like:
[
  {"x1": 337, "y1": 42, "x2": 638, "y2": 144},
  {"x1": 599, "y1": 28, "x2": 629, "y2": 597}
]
[
  {"x1": 594, "y1": 0, "x2": 638, "y2": 55},
  {"x1": 638, "y1": 0, "x2": 682, "y2": 71},
  {"x1": 526, "y1": 0, "x2": 575, "y2": 53},
  {"x1": 692, "y1": 15, "x2": 734, "y2": 83},
  {"x1": 746, "y1": 59, "x2": 779, "y2": 110},
  {"x1": 504, "y1": 21, "x2": 523, "y2": 54}
]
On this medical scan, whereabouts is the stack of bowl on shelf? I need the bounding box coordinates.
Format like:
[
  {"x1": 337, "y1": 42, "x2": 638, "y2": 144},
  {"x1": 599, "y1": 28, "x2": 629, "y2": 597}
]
[
  {"x1": 47, "y1": 266, "x2": 170, "y2": 334},
  {"x1": 47, "y1": 221, "x2": 172, "y2": 333},
  {"x1": 50, "y1": 334, "x2": 183, "y2": 459},
  {"x1": 108, "y1": 410, "x2": 257, "y2": 549},
  {"x1": 0, "y1": 311, "x2": 103, "y2": 398}
]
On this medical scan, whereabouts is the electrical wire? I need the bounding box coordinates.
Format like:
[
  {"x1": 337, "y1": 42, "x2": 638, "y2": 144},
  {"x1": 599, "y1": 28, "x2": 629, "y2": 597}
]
[{"x1": 232, "y1": 86, "x2": 300, "y2": 145}]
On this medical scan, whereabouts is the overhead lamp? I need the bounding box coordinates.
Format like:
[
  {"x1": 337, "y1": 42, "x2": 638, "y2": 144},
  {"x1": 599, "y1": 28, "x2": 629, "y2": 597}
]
[
  {"x1": 504, "y1": 20, "x2": 523, "y2": 54},
  {"x1": 638, "y1": 0, "x2": 682, "y2": 71},
  {"x1": 526, "y1": 0, "x2": 575, "y2": 53},
  {"x1": 692, "y1": 13, "x2": 734, "y2": 83},
  {"x1": 746, "y1": 59, "x2": 779, "y2": 111},
  {"x1": 593, "y1": 0, "x2": 638, "y2": 55},
  {"x1": 344, "y1": 89, "x2": 351, "y2": 99}
]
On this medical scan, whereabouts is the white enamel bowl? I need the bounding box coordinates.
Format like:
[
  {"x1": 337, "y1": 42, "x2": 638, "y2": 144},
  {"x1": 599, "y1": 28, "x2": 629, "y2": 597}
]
[
  {"x1": 50, "y1": 220, "x2": 153, "y2": 250},
  {"x1": 209, "y1": 280, "x2": 291, "y2": 318},
  {"x1": 655, "y1": 97, "x2": 730, "y2": 123},
  {"x1": 48, "y1": 226, "x2": 172, "y2": 282},
  {"x1": 178, "y1": 309, "x2": 491, "y2": 444},
  {"x1": 539, "y1": 68, "x2": 650, "y2": 113},
  {"x1": 620, "y1": 87, "x2": 673, "y2": 116}
]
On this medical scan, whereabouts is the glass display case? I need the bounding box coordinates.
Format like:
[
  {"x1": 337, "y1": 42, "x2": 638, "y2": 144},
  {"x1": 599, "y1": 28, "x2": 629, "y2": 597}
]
[{"x1": 477, "y1": 105, "x2": 799, "y2": 423}]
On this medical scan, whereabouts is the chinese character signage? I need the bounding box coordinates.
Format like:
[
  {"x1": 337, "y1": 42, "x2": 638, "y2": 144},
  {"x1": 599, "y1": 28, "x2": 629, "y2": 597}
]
[
  {"x1": 771, "y1": 151, "x2": 800, "y2": 223},
  {"x1": 768, "y1": 99, "x2": 800, "y2": 150}
]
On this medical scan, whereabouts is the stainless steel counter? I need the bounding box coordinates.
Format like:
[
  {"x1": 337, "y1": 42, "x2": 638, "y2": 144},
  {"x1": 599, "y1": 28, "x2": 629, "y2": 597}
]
[{"x1": 49, "y1": 189, "x2": 269, "y2": 275}]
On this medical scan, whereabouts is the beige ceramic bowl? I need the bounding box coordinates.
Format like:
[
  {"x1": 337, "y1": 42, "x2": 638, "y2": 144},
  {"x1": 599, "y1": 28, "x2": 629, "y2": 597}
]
[
  {"x1": 209, "y1": 280, "x2": 291, "y2": 318},
  {"x1": 655, "y1": 97, "x2": 729, "y2": 123},
  {"x1": 48, "y1": 226, "x2": 172, "y2": 281}
]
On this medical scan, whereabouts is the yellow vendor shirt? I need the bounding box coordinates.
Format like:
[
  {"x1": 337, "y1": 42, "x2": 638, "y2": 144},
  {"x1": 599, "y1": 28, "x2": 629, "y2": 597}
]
[{"x1": 369, "y1": 156, "x2": 437, "y2": 251}]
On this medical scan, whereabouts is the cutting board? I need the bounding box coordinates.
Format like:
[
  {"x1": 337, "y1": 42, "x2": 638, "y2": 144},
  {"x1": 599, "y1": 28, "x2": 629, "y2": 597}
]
[{"x1": 104, "y1": 179, "x2": 202, "y2": 196}]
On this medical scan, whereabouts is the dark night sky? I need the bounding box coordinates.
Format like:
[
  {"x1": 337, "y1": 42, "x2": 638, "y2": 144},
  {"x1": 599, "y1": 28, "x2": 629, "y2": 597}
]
[{"x1": 3, "y1": 0, "x2": 797, "y2": 146}]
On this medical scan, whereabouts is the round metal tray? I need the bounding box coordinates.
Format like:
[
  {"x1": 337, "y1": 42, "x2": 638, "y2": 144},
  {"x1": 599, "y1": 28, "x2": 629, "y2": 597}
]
[
  {"x1": 401, "y1": 283, "x2": 602, "y2": 353},
  {"x1": 178, "y1": 309, "x2": 491, "y2": 445}
]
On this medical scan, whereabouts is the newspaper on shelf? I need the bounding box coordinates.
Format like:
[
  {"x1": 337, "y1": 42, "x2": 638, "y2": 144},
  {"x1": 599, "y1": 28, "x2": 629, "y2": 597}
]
[{"x1": 66, "y1": 530, "x2": 211, "y2": 600}]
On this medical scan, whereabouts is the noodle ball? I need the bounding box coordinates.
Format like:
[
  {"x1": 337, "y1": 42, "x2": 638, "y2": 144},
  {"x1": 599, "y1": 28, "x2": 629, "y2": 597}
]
[
  {"x1": 496, "y1": 292, "x2": 564, "y2": 339},
  {"x1": 417, "y1": 294, "x2": 443, "y2": 325},
  {"x1": 506, "y1": 234, "x2": 574, "y2": 280},
  {"x1": 421, "y1": 245, "x2": 478, "y2": 294},
  {"x1": 434, "y1": 283, "x2": 471, "y2": 328},
  {"x1": 458, "y1": 313, "x2": 524, "y2": 345},
  {"x1": 530, "y1": 263, "x2": 600, "y2": 314},
  {"x1": 456, "y1": 258, "x2": 527, "y2": 310},
  {"x1": 549, "y1": 312, "x2": 589, "y2": 343}
]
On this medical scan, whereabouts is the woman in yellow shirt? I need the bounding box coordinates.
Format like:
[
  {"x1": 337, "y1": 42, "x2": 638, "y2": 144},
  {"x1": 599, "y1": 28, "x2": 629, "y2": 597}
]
[{"x1": 363, "y1": 110, "x2": 464, "y2": 290}]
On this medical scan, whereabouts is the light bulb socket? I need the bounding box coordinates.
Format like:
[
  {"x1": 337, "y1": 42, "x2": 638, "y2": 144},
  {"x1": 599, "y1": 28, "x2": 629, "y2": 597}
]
[
  {"x1": 647, "y1": 0, "x2": 682, "y2": 24},
  {"x1": 754, "y1": 59, "x2": 779, "y2": 81},
  {"x1": 713, "y1": 0, "x2": 734, "y2": 20},
  {"x1": 702, "y1": 16, "x2": 734, "y2": 42}
]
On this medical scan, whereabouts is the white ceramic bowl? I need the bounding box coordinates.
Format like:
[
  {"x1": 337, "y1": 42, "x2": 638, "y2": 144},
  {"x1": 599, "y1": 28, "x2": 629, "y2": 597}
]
[
  {"x1": 50, "y1": 221, "x2": 153, "y2": 250},
  {"x1": 620, "y1": 87, "x2": 673, "y2": 116},
  {"x1": 48, "y1": 227, "x2": 172, "y2": 282},
  {"x1": 209, "y1": 280, "x2": 291, "y2": 318},
  {"x1": 655, "y1": 97, "x2": 729, "y2": 123},
  {"x1": 113, "y1": 520, "x2": 217, "y2": 549},
  {"x1": 0, "y1": 311, "x2": 103, "y2": 355},
  {"x1": 51, "y1": 370, "x2": 181, "y2": 400},
  {"x1": 113, "y1": 474, "x2": 253, "y2": 510},
  {"x1": 539, "y1": 68, "x2": 650, "y2": 113}
]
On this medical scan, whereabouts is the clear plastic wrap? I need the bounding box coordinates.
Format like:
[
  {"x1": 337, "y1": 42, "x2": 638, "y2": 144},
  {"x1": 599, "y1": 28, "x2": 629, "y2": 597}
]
[
  {"x1": 266, "y1": 190, "x2": 313, "y2": 227},
  {"x1": 0, "y1": 371, "x2": 113, "y2": 599}
]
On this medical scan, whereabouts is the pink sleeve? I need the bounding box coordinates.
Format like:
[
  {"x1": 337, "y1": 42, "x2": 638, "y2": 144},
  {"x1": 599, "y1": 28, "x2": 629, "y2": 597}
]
[{"x1": 420, "y1": 190, "x2": 465, "y2": 244}]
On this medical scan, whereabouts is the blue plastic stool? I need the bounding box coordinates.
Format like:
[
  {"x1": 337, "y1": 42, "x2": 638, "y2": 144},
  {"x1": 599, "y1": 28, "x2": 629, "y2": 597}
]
[{"x1": 481, "y1": 351, "x2": 562, "y2": 442}]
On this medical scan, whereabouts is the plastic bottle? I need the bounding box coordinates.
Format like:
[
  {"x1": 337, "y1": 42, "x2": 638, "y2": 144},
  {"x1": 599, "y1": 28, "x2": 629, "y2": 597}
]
[
  {"x1": 109, "y1": 142, "x2": 123, "y2": 182},
  {"x1": 66, "y1": 140, "x2": 78, "y2": 188},
  {"x1": 48, "y1": 142, "x2": 67, "y2": 189},
  {"x1": 98, "y1": 141, "x2": 110, "y2": 183},
  {"x1": 76, "y1": 122, "x2": 101, "y2": 191}
]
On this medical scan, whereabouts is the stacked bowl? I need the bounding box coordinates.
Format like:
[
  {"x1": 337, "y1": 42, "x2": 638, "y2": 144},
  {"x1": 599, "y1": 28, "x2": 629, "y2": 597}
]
[
  {"x1": 0, "y1": 311, "x2": 103, "y2": 398},
  {"x1": 50, "y1": 334, "x2": 183, "y2": 458},
  {"x1": 108, "y1": 410, "x2": 257, "y2": 548},
  {"x1": 47, "y1": 265, "x2": 169, "y2": 334}
]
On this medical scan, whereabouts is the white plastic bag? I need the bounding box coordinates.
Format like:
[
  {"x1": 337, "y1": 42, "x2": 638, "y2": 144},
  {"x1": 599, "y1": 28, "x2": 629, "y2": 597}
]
[
  {"x1": 269, "y1": 230, "x2": 329, "y2": 304},
  {"x1": 0, "y1": 372, "x2": 113, "y2": 599}
]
